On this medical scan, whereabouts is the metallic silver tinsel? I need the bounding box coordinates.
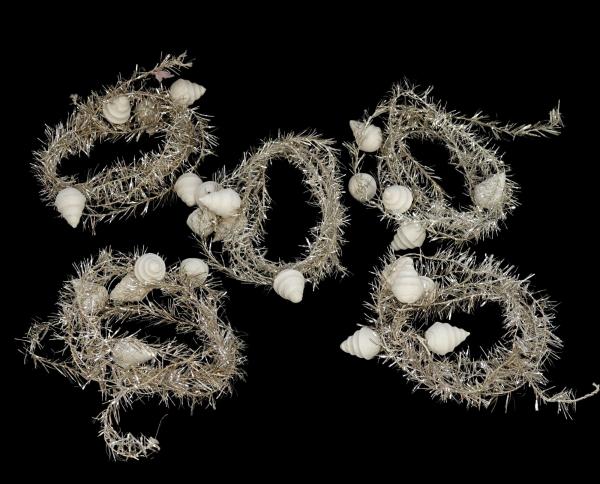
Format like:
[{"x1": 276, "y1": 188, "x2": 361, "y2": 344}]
[
  {"x1": 368, "y1": 249, "x2": 598, "y2": 416},
  {"x1": 24, "y1": 249, "x2": 244, "y2": 460},
  {"x1": 348, "y1": 83, "x2": 563, "y2": 243},
  {"x1": 199, "y1": 133, "x2": 348, "y2": 288},
  {"x1": 34, "y1": 53, "x2": 216, "y2": 232}
]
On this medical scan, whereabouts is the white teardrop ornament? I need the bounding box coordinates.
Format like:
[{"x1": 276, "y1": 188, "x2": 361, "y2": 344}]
[
  {"x1": 110, "y1": 253, "x2": 166, "y2": 302},
  {"x1": 111, "y1": 338, "x2": 156, "y2": 369},
  {"x1": 382, "y1": 185, "x2": 413, "y2": 213},
  {"x1": 103, "y1": 95, "x2": 131, "y2": 125},
  {"x1": 55, "y1": 187, "x2": 86, "y2": 228},
  {"x1": 390, "y1": 264, "x2": 425, "y2": 304},
  {"x1": 349, "y1": 120, "x2": 383, "y2": 152},
  {"x1": 340, "y1": 327, "x2": 381, "y2": 360},
  {"x1": 174, "y1": 173, "x2": 203, "y2": 207},
  {"x1": 170, "y1": 79, "x2": 206, "y2": 106},
  {"x1": 187, "y1": 207, "x2": 217, "y2": 238},
  {"x1": 425, "y1": 322, "x2": 470, "y2": 356},
  {"x1": 180, "y1": 258, "x2": 209, "y2": 286},
  {"x1": 348, "y1": 173, "x2": 377, "y2": 202},
  {"x1": 390, "y1": 222, "x2": 426, "y2": 251},
  {"x1": 383, "y1": 256, "x2": 415, "y2": 285},
  {"x1": 197, "y1": 188, "x2": 241, "y2": 218},
  {"x1": 473, "y1": 172, "x2": 506, "y2": 209},
  {"x1": 273, "y1": 269, "x2": 305, "y2": 303}
]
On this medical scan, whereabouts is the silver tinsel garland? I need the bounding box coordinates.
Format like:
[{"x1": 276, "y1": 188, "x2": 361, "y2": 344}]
[
  {"x1": 348, "y1": 84, "x2": 563, "y2": 243},
  {"x1": 368, "y1": 249, "x2": 598, "y2": 416},
  {"x1": 199, "y1": 133, "x2": 348, "y2": 288},
  {"x1": 34, "y1": 53, "x2": 215, "y2": 232},
  {"x1": 24, "y1": 250, "x2": 244, "y2": 460}
]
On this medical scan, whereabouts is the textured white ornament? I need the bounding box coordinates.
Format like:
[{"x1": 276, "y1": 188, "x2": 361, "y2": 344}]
[
  {"x1": 273, "y1": 269, "x2": 305, "y2": 303},
  {"x1": 134, "y1": 253, "x2": 166, "y2": 284},
  {"x1": 187, "y1": 207, "x2": 217, "y2": 238},
  {"x1": 340, "y1": 327, "x2": 381, "y2": 360},
  {"x1": 111, "y1": 338, "x2": 156, "y2": 369},
  {"x1": 348, "y1": 173, "x2": 377, "y2": 202},
  {"x1": 473, "y1": 172, "x2": 506, "y2": 209},
  {"x1": 134, "y1": 98, "x2": 160, "y2": 129},
  {"x1": 194, "y1": 181, "x2": 222, "y2": 203},
  {"x1": 382, "y1": 185, "x2": 413, "y2": 213},
  {"x1": 102, "y1": 95, "x2": 131, "y2": 125},
  {"x1": 384, "y1": 256, "x2": 415, "y2": 285},
  {"x1": 425, "y1": 322, "x2": 470, "y2": 356},
  {"x1": 180, "y1": 258, "x2": 209, "y2": 285},
  {"x1": 349, "y1": 120, "x2": 383, "y2": 152},
  {"x1": 391, "y1": 222, "x2": 426, "y2": 251},
  {"x1": 72, "y1": 279, "x2": 109, "y2": 315},
  {"x1": 174, "y1": 173, "x2": 203, "y2": 207},
  {"x1": 169, "y1": 79, "x2": 206, "y2": 106},
  {"x1": 420, "y1": 276, "x2": 437, "y2": 298},
  {"x1": 197, "y1": 188, "x2": 241, "y2": 218},
  {"x1": 55, "y1": 187, "x2": 86, "y2": 228},
  {"x1": 213, "y1": 213, "x2": 247, "y2": 242},
  {"x1": 390, "y1": 265, "x2": 425, "y2": 304}
]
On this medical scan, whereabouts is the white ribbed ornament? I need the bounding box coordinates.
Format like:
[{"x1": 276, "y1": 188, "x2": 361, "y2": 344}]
[
  {"x1": 55, "y1": 187, "x2": 86, "y2": 228},
  {"x1": 348, "y1": 173, "x2": 377, "y2": 202},
  {"x1": 102, "y1": 95, "x2": 131, "y2": 125},
  {"x1": 382, "y1": 185, "x2": 413, "y2": 213},
  {"x1": 420, "y1": 276, "x2": 437, "y2": 299},
  {"x1": 72, "y1": 279, "x2": 109, "y2": 315},
  {"x1": 473, "y1": 172, "x2": 506, "y2": 209},
  {"x1": 425, "y1": 322, "x2": 470, "y2": 356},
  {"x1": 180, "y1": 258, "x2": 209, "y2": 286},
  {"x1": 273, "y1": 269, "x2": 305, "y2": 303},
  {"x1": 340, "y1": 327, "x2": 381, "y2": 360},
  {"x1": 197, "y1": 188, "x2": 241, "y2": 218},
  {"x1": 110, "y1": 253, "x2": 166, "y2": 302},
  {"x1": 384, "y1": 256, "x2": 415, "y2": 285},
  {"x1": 174, "y1": 173, "x2": 203, "y2": 207},
  {"x1": 213, "y1": 213, "x2": 247, "y2": 242},
  {"x1": 349, "y1": 120, "x2": 383, "y2": 152},
  {"x1": 390, "y1": 222, "x2": 426, "y2": 251},
  {"x1": 390, "y1": 264, "x2": 425, "y2": 304},
  {"x1": 187, "y1": 207, "x2": 217, "y2": 238},
  {"x1": 111, "y1": 338, "x2": 156, "y2": 369},
  {"x1": 169, "y1": 79, "x2": 206, "y2": 106}
]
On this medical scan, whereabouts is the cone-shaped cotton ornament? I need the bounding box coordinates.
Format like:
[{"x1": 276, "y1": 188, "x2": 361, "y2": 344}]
[
  {"x1": 391, "y1": 222, "x2": 426, "y2": 251},
  {"x1": 110, "y1": 253, "x2": 166, "y2": 302},
  {"x1": 425, "y1": 322, "x2": 470, "y2": 356},
  {"x1": 197, "y1": 188, "x2": 241, "y2": 218},
  {"x1": 349, "y1": 120, "x2": 383, "y2": 152},
  {"x1": 340, "y1": 327, "x2": 381, "y2": 360},
  {"x1": 174, "y1": 173, "x2": 203, "y2": 207},
  {"x1": 111, "y1": 338, "x2": 156, "y2": 369},
  {"x1": 273, "y1": 269, "x2": 305, "y2": 303},
  {"x1": 55, "y1": 187, "x2": 86, "y2": 228},
  {"x1": 473, "y1": 172, "x2": 506, "y2": 209}
]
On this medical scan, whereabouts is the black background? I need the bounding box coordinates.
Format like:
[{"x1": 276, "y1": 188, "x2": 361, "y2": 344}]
[{"x1": 8, "y1": 35, "x2": 599, "y2": 470}]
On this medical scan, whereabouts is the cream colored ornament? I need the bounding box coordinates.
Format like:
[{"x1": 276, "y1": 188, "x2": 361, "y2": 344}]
[
  {"x1": 72, "y1": 279, "x2": 109, "y2": 315},
  {"x1": 174, "y1": 173, "x2": 203, "y2": 207},
  {"x1": 55, "y1": 187, "x2": 86, "y2": 228},
  {"x1": 390, "y1": 264, "x2": 425, "y2": 304},
  {"x1": 420, "y1": 276, "x2": 437, "y2": 299},
  {"x1": 425, "y1": 322, "x2": 470, "y2": 356},
  {"x1": 111, "y1": 338, "x2": 156, "y2": 369},
  {"x1": 382, "y1": 185, "x2": 413, "y2": 213},
  {"x1": 134, "y1": 98, "x2": 160, "y2": 130},
  {"x1": 194, "y1": 180, "x2": 221, "y2": 203},
  {"x1": 273, "y1": 269, "x2": 305, "y2": 303},
  {"x1": 348, "y1": 173, "x2": 377, "y2": 202},
  {"x1": 473, "y1": 172, "x2": 506, "y2": 209},
  {"x1": 383, "y1": 256, "x2": 416, "y2": 285},
  {"x1": 391, "y1": 222, "x2": 426, "y2": 251},
  {"x1": 349, "y1": 120, "x2": 383, "y2": 152},
  {"x1": 340, "y1": 327, "x2": 381, "y2": 360},
  {"x1": 187, "y1": 207, "x2": 217, "y2": 238},
  {"x1": 180, "y1": 258, "x2": 209, "y2": 286},
  {"x1": 110, "y1": 253, "x2": 166, "y2": 302},
  {"x1": 169, "y1": 79, "x2": 206, "y2": 106},
  {"x1": 213, "y1": 213, "x2": 247, "y2": 242},
  {"x1": 102, "y1": 95, "x2": 131, "y2": 125},
  {"x1": 197, "y1": 188, "x2": 241, "y2": 218}
]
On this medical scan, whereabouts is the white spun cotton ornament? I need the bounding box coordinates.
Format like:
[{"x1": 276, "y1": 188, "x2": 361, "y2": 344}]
[
  {"x1": 197, "y1": 188, "x2": 241, "y2": 218},
  {"x1": 174, "y1": 173, "x2": 203, "y2": 207},
  {"x1": 348, "y1": 173, "x2": 377, "y2": 202},
  {"x1": 55, "y1": 187, "x2": 86, "y2": 228},
  {"x1": 111, "y1": 338, "x2": 156, "y2": 369},
  {"x1": 390, "y1": 262, "x2": 424, "y2": 304},
  {"x1": 473, "y1": 172, "x2": 506, "y2": 209},
  {"x1": 180, "y1": 258, "x2": 209, "y2": 286},
  {"x1": 391, "y1": 222, "x2": 426, "y2": 251},
  {"x1": 110, "y1": 253, "x2": 166, "y2": 302},
  {"x1": 194, "y1": 180, "x2": 222, "y2": 203},
  {"x1": 425, "y1": 322, "x2": 470, "y2": 356},
  {"x1": 103, "y1": 95, "x2": 131, "y2": 125},
  {"x1": 382, "y1": 185, "x2": 413, "y2": 213},
  {"x1": 72, "y1": 279, "x2": 109, "y2": 315},
  {"x1": 420, "y1": 276, "x2": 437, "y2": 299},
  {"x1": 349, "y1": 120, "x2": 383, "y2": 152},
  {"x1": 273, "y1": 269, "x2": 305, "y2": 303},
  {"x1": 187, "y1": 207, "x2": 217, "y2": 238},
  {"x1": 340, "y1": 327, "x2": 381, "y2": 360},
  {"x1": 170, "y1": 79, "x2": 206, "y2": 106}
]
